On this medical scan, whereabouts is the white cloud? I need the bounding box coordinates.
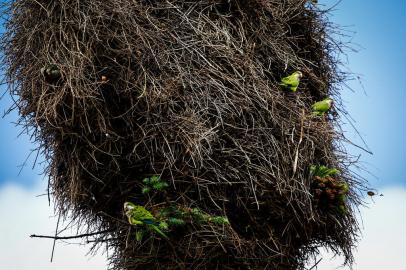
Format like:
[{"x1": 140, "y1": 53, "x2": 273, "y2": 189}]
[
  {"x1": 1, "y1": 183, "x2": 405, "y2": 270},
  {"x1": 0, "y1": 181, "x2": 108, "y2": 270},
  {"x1": 314, "y1": 187, "x2": 406, "y2": 270}
]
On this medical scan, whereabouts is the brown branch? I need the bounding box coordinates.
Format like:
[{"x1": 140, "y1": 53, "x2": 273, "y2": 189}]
[{"x1": 30, "y1": 230, "x2": 113, "y2": 240}]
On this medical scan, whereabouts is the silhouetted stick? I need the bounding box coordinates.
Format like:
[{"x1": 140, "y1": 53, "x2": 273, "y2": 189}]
[
  {"x1": 308, "y1": 258, "x2": 322, "y2": 270},
  {"x1": 50, "y1": 213, "x2": 61, "y2": 262},
  {"x1": 30, "y1": 229, "x2": 113, "y2": 240}
]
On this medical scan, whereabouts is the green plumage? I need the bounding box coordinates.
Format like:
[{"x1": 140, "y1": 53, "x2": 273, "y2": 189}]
[
  {"x1": 124, "y1": 202, "x2": 168, "y2": 239},
  {"x1": 279, "y1": 71, "x2": 303, "y2": 92},
  {"x1": 311, "y1": 97, "x2": 333, "y2": 116}
]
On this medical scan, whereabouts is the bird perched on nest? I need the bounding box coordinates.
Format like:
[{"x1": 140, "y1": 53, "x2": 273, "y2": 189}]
[
  {"x1": 40, "y1": 64, "x2": 61, "y2": 83},
  {"x1": 279, "y1": 71, "x2": 303, "y2": 92},
  {"x1": 123, "y1": 202, "x2": 168, "y2": 238},
  {"x1": 312, "y1": 97, "x2": 333, "y2": 116}
]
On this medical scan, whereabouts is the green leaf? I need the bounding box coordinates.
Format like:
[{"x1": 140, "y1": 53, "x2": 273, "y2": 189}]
[
  {"x1": 310, "y1": 165, "x2": 340, "y2": 178},
  {"x1": 142, "y1": 177, "x2": 151, "y2": 185},
  {"x1": 158, "y1": 221, "x2": 169, "y2": 230},
  {"x1": 149, "y1": 175, "x2": 161, "y2": 184},
  {"x1": 168, "y1": 217, "x2": 186, "y2": 226},
  {"x1": 152, "y1": 181, "x2": 169, "y2": 191},
  {"x1": 210, "y1": 216, "x2": 230, "y2": 225},
  {"x1": 135, "y1": 230, "x2": 144, "y2": 241},
  {"x1": 142, "y1": 186, "x2": 151, "y2": 194}
]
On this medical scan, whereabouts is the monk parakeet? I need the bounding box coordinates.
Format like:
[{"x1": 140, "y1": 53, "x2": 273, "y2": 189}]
[
  {"x1": 41, "y1": 64, "x2": 61, "y2": 82},
  {"x1": 279, "y1": 71, "x2": 303, "y2": 92},
  {"x1": 312, "y1": 97, "x2": 333, "y2": 116},
  {"x1": 123, "y1": 202, "x2": 168, "y2": 238}
]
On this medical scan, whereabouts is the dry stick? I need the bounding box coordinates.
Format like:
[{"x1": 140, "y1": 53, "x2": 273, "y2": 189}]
[
  {"x1": 50, "y1": 213, "x2": 61, "y2": 262},
  {"x1": 30, "y1": 229, "x2": 113, "y2": 240},
  {"x1": 307, "y1": 257, "x2": 322, "y2": 270},
  {"x1": 292, "y1": 109, "x2": 305, "y2": 175}
]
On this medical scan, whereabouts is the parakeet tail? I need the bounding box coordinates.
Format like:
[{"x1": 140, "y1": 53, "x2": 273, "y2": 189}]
[{"x1": 149, "y1": 225, "x2": 168, "y2": 239}]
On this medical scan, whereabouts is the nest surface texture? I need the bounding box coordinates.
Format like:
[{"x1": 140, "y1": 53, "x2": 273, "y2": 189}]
[{"x1": 1, "y1": 0, "x2": 363, "y2": 269}]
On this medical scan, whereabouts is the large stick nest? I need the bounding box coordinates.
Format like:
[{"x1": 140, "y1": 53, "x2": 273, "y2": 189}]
[{"x1": 1, "y1": 0, "x2": 365, "y2": 269}]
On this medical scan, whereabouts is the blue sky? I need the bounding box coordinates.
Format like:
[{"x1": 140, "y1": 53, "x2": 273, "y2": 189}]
[
  {"x1": 1, "y1": 1, "x2": 405, "y2": 189},
  {"x1": 0, "y1": 95, "x2": 44, "y2": 187},
  {"x1": 0, "y1": 1, "x2": 405, "y2": 269},
  {"x1": 326, "y1": 0, "x2": 406, "y2": 187}
]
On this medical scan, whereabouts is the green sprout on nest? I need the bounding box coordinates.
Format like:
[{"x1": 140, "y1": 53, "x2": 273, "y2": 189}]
[
  {"x1": 142, "y1": 175, "x2": 169, "y2": 194},
  {"x1": 209, "y1": 216, "x2": 230, "y2": 225},
  {"x1": 157, "y1": 205, "x2": 229, "y2": 229},
  {"x1": 310, "y1": 165, "x2": 349, "y2": 215},
  {"x1": 167, "y1": 217, "x2": 186, "y2": 226},
  {"x1": 310, "y1": 165, "x2": 339, "y2": 178}
]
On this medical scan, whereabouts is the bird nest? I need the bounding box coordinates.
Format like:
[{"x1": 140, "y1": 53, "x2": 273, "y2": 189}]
[{"x1": 0, "y1": 0, "x2": 365, "y2": 269}]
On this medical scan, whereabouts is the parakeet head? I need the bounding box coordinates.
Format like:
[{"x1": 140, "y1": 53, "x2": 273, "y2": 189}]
[
  {"x1": 324, "y1": 97, "x2": 333, "y2": 105},
  {"x1": 124, "y1": 202, "x2": 136, "y2": 216},
  {"x1": 294, "y1": 71, "x2": 303, "y2": 79}
]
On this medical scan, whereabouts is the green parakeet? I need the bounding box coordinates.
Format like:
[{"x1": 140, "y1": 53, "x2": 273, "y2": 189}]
[
  {"x1": 311, "y1": 97, "x2": 333, "y2": 116},
  {"x1": 279, "y1": 71, "x2": 303, "y2": 92},
  {"x1": 123, "y1": 202, "x2": 168, "y2": 238},
  {"x1": 41, "y1": 64, "x2": 61, "y2": 82}
]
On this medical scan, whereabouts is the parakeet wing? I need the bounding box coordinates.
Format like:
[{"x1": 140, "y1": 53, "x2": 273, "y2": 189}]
[
  {"x1": 133, "y1": 205, "x2": 154, "y2": 220},
  {"x1": 312, "y1": 100, "x2": 330, "y2": 112},
  {"x1": 280, "y1": 75, "x2": 299, "y2": 88},
  {"x1": 143, "y1": 219, "x2": 160, "y2": 226}
]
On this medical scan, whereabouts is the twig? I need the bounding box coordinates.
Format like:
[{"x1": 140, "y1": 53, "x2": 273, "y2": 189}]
[
  {"x1": 308, "y1": 258, "x2": 322, "y2": 270},
  {"x1": 50, "y1": 213, "x2": 61, "y2": 262},
  {"x1": 30, "y1": 229, "x2": 113, "y2": 240},
  {"x1": 293, "y1": 109, "x2": 305, "y2": 175}
]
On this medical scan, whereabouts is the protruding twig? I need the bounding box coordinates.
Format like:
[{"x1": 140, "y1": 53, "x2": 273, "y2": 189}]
[
  {"x1": 30, "y1": 229, "x2": 113, "y2": 240},
  {"x1": 293, "y1": 109, "x2": 305, "y2": 174},
  {"x1": 50, "y1": 213, "x2": 61, "y2": 262},
  {"x1": 308, "y1": 258, "x2": 322, "y2": 270}
]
